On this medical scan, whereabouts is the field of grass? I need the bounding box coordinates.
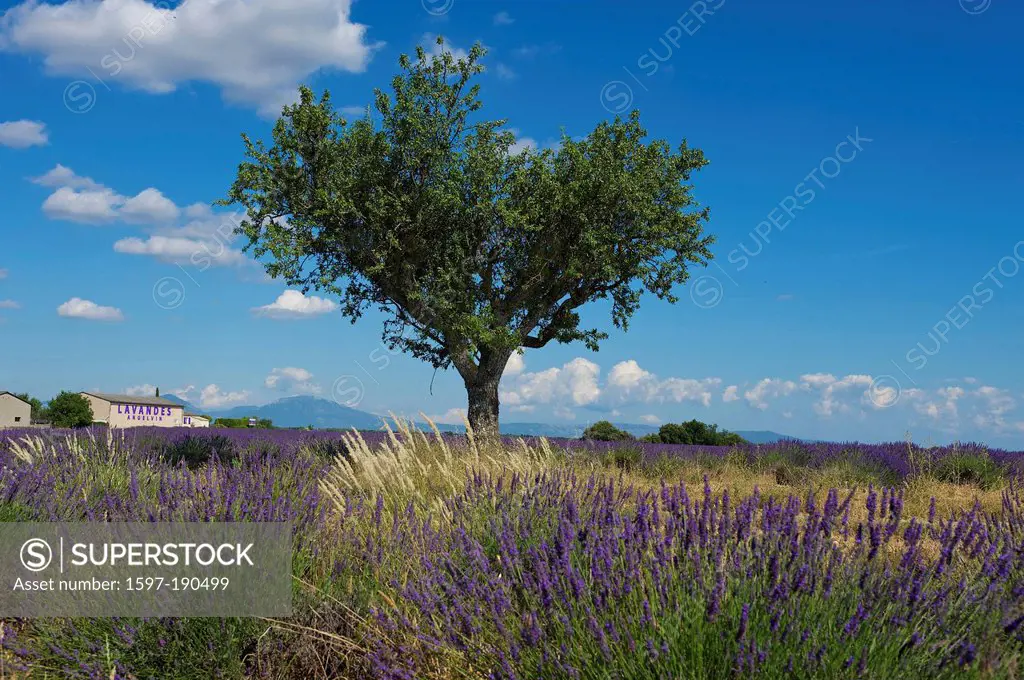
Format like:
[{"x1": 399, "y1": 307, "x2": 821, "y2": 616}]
[{"x1": 0, "y1": 423, "x2": 1022, "y2": 679}]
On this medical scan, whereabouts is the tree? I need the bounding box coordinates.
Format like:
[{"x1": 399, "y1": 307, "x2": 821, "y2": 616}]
[
  {"x1": 645, "y1": 419, "x2": 747, "y2": 446},
  {"x1": 47, "y1": 392, "x2": 94, "y2": 428},
  {"x1": 222, "y1": 38, "x2": 714, "y2": 440},
  {"x1": 13, "y1": 393, "x2": 47, "y2": 422},
  {"x1": 581, "y1": 420, "x2": 635, "y2": 442}
]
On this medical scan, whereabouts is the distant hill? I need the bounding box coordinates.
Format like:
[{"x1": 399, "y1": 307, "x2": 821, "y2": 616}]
[
  {"x1": 161, "y1": 394, "x2": 804, "y2": 442},
  {"x1": 160, "y1": 394, "x2": 196, "y2": 411},
  {"x1": 209, "y1": 395, "x2": 386, "y2": 430}
]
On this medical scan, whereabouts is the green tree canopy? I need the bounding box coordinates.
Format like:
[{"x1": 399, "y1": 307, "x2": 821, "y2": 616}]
[
  {"x1": 222, "y1": 37, "x2": 714, "y2": 439},
  {"x1": 642, "y1": 419, "x2": 747, "y2": 446},
  {"x1": 581, "y1": 420, "x2": 636, "y2": 442},
  {"x1": 47, "y1": 392, "x2": 93, "y2": 428}
]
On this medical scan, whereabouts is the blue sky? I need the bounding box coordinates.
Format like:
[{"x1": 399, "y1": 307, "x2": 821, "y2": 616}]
[{"x1": 1, "y1": 0, "x2": 1022, "y2": 446}]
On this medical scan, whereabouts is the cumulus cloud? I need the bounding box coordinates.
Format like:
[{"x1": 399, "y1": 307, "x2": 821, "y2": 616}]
[
  {"x1": 198, "y1": 384, "x2": 250, "y2": 409},
  {"x1": 639, "y1": 414, "x2": 660, "y2": 425},
  {"x1": 114, "y1": 234, "x2": 246, "y2": 267},
  {"x1": 428, "y1": 407, "x2": 468, "y2": 425},
  {"x1": 0, "y1": 0, "x2": 380, "y2": 116},
  {"x1": 493, "y1": 10, "x2": 514, "y2": 25},
  {"x1": 42, "y1": 186, "x2": 123, "y2": 223},
  {"x1": 264, "y1": 367, "x2": 321, "y2": 394},
  {"x1": 0, "y1": 119, "x2": 47, "y2": 147},
  {"x1": 722, "y1": 385, "x2": 740, "y2": 402},
  {"x1": 31, "y1": 164, "x2": 102, "y2": 190},
  {"x1": 501, "y1": 357, "x2": 601, "y2": 413},
  {"x1": 253, "y1": 290, "x2": 337, "y2": 319},
  {"x1": 34, "y1": 165, "x2": 182, "y2": 226},
  {"x1": 971, "y1": 386, "x2": 1017, "y2": 430},
  {"x1": 605, "y1": 360, "x2": 720, "y2": 407},
  {"x1": 0, "y1": 300, "x2": 20, "y2": 309},
  {"x1": 797, "y1": 373, "x2": 873, "y2": 416},
  {"x1": 124, "y1": 384, "x2": 158, "y2": 397},
  {"x1": 504, "y1": 352, "x2": 526, "y2": 377},
  {"x1": 744, "y1": 378, "x2": 798, "y2": 411},
  {"x1": 57, "y1": 297, "x2": 123, "y2": 321},
  {"x1": 119, "y1": 188, "x2": 180, "y2": 224}
]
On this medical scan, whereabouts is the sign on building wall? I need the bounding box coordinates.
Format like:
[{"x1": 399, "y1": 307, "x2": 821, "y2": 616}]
[{"x1": 115, "y1": 404, "x2": 178, "y2": 423}]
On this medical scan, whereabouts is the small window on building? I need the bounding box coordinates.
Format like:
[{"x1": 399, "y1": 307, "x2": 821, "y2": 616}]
[{"x1": 14, "y1": 417, "x2": 21, "y2": 422}]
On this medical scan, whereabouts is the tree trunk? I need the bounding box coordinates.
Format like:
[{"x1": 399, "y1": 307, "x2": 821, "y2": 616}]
[{"x1": 466, "y1": 372, "x2": 501, "y2": 444}]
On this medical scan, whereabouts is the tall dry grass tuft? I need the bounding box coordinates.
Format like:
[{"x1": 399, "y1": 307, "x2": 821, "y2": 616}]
[{"x1": 318, "y1": 415, "x2": 559, "y2": 520}]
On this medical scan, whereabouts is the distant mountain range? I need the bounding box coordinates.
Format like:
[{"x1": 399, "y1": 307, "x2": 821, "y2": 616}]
[{"x1": 161, "y1": 395, "x2": 804, "y2": 444}]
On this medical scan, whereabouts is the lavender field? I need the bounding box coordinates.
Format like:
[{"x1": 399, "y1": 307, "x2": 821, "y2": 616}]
[{"x1": 0, "y1": 424, "x2": 1022, "y2": 678}]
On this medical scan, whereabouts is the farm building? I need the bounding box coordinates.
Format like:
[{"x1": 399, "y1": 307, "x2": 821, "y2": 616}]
[
  {"x1": 80, "y1": 392, "x2": 184, "y2": 428},
  {"x1": 0, "y1": 392, "x2": 31, "y2": 427},
  {"x1": 183, "y1": 414, "x2": 210, "y2": 428}
]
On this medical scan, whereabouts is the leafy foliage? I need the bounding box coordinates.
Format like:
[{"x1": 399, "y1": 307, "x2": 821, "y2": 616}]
[
  {"x1": 933, "y1": 450, "x2": 1005, "y2": 490},
  {"x1": 642, "y1": 419, "x2": 747, "y2": 446},
  {"x1": 221, "y1": 37, "x2": 714, "y2": 435},
  {"x1": 581, "y1": 420, "x2": 635, "y2": 442},
  {"x1": 160, "y1": 434, "x2": 238, "y2": 469},
  {"x1": 46, "y1": 391, "x2": 93, "y2": 428}
]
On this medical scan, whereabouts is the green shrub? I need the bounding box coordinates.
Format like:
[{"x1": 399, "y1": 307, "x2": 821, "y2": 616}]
[
  {"x1": 932, "y1": 451, "x2": 1005, "y2": 490},
  {"x1": 161, "y1": 434, "x2": 237, "y2": 469},
  {"x1": 581, "y1": 421, "x2": 635, "y2": 442},
  {"x1": 645, "y1": 419, "x2": 748, "y2": 446},
  {"x1": 601, "y1": 445, "x2": 643, "y2": 471}
]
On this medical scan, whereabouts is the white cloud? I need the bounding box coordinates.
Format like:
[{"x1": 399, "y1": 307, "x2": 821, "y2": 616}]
[
  {"x1": 1, "y1": 0, "x2": 379, "y2": 116},
  {"x1": 0, "y1": 300, "x2": 19, "y2": 309},
  {"x1": 31, "y1": 164, "x2": 102, "y2": 190},
  {"x1": 42, "y1": 186, "x2": 123, "y2": 223},
  {"x1": 605, "y1": 360, "x2": 719, "y2": 407},
  {"x1": 264, "y1": 367, "x2": 321, "y2": 394},
  {"x1": 744, "y1": 378, "x2": 798, "y2": 411},
  {"x1": 798, "y1": 373, "x2": 873, "y2": 416},
  {"x1": 504, "y1": 352, "x2": 525, "y2": 377},
  {"x1": 198, "y1": 384, "x2": 250, "y2": 409},
  {"x1": 125, "y1": 384, "x2": 158, "y2": 397},
  {"x1": 639, "y1": 414, "x2": 660, "y2": 425},
  {"x1": 0, "y1": 119, "x2": 47, "y2": 147},
  {"x1": 971, "y1": 386, "x2": 1017, "y2": 430},
  {"x1": 114, "y1": 234, "x2": 246, "y2": 266},
  {"x1": 0, "y1": 268, "x2": 7, "y2": 279},
  {"x1": 34, "y1": 166, "x2": 183, "y2": 226},
  {"x1": 493, "y1": 10, "x2": 514, "y2": 25},
  {"x1": 253, "y1": 290, "x2": 337, "y2": 319},
  {"x1": 340, "y1": 105, "x2": 367, "y2": 117},
  {"x1": 119, "y1": 188, "x2": 180, "y2": 224},
  {"x1": 57, "y1": 297, "x2": 123, "y2": 321},
  {"x1": 429, "y1": 407, "x2": 467, "y2": 425},
  {"x1": 501, "y1": 357, "x2": 601, "y2": 408},
  {"x1": 913, "y1": 386, "x2": 965, "y2": 423},
  {"x1": 722, "y1": 385, "x2": 739, "y2": 402},
  {"x1": 169, "y1": 385, "x2": 195, "y2": 401}
]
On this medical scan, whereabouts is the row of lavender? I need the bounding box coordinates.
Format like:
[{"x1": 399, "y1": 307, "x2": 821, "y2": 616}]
[
  {"x1": 2, "y1": 425, "x2": 1022, "y2": 480},
  {"x1": 0, "y1": 426, "x2": 1022, "y2": 677}
]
